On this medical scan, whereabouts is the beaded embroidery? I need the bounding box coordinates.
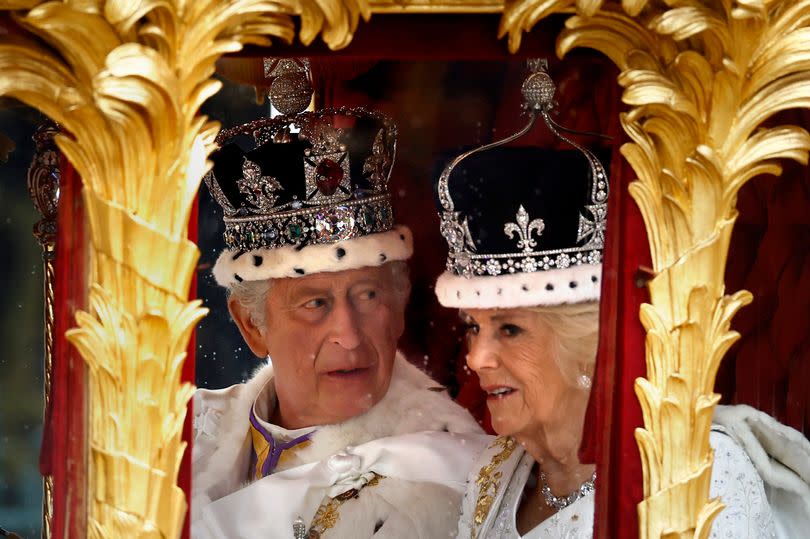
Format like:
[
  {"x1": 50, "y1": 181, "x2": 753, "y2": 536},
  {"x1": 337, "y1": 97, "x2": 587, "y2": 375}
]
[{"x1": 471, "y1": 436, "x2": 518, "y2": 538}]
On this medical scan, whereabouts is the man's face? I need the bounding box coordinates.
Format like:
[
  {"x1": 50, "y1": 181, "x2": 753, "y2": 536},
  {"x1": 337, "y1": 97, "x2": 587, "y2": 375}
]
[{"x1": 232, "y1": 264, "x2": 407, "y2": 429}]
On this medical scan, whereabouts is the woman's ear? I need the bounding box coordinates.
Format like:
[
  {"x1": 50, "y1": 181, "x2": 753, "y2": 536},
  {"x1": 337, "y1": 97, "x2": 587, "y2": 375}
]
[{"x1": 228, "y1": 297, "x2": 268, "y2": 358}]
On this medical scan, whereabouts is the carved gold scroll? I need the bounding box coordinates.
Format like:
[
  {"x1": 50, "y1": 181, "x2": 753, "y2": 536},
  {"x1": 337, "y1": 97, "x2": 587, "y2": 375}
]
[{"x1": 2, "y1": 0, "x2": 810, "y2": 538}]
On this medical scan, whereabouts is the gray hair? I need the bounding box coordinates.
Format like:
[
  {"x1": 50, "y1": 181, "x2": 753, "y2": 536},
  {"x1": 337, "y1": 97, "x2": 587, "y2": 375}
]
[
  {"x1": 228, "y1": 260, "x2": 411, "y2": 330},
  {"x1": 528, "y1": 301, "x2": 600, "y2": 389}
]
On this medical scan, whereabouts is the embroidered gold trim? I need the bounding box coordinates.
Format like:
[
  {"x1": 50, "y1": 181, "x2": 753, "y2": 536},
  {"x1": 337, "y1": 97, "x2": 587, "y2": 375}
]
[
  {"x1": 307, "y1": 474, "x2": 384, "y2": 537},
  {"x1": 471, "y1": 436, "x2": 517, "y2": 538}
]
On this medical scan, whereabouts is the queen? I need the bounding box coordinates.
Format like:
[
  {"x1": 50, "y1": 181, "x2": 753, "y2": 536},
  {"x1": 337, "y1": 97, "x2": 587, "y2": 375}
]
[{"x1": 433, "y1": 63, "x2": 792, "y2": 538}]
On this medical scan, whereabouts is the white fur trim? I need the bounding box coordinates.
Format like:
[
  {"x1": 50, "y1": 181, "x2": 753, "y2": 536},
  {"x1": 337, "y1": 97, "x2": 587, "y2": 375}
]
[
  {"x1": 212, "y1": 226, "x2": 413, "y2": 286},
  {"x1": 191, "y1": 352, "x2": 482, "y2": 521},
  {"x1": 434, "y1": 263, "x2": 602, "y2": 309}
]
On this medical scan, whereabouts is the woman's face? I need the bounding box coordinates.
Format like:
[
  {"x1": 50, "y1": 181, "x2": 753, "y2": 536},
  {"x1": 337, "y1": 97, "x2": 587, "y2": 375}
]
[{"x1": 462, "y1": 307, "x2": 574, "y2": 438}]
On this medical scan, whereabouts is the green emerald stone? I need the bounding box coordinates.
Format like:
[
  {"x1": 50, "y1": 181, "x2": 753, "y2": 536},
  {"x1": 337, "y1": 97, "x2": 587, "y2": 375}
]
[
  {"x1": 362, "y1": 208, "x2": 375, "y2": 228},
  {"x1": 288, "y1": 223, "x2": 304, "y2": 239}
]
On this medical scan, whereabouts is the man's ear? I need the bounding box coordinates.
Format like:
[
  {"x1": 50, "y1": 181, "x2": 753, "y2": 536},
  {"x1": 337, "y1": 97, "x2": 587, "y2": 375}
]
[{"x1": 228, "y1": 297, "x2": 268, "y2": 358}]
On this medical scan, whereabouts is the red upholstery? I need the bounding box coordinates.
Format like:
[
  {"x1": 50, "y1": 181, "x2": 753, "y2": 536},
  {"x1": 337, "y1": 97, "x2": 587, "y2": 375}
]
[
  {"x1": 180, "y1": 198, "x2": 198, "y2": 538},
  {"x1": 45, "y1": 158, "x2": 88, "y2": 539},
  {"x1": 721, "y1": 109, "x2": 810, "y2": 437}
]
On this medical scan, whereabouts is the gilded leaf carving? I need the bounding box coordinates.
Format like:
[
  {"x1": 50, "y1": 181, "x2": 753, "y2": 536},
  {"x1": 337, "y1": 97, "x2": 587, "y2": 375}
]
[
  {"x1": 554, "y1": 0, "x2": 810, "y2": 537},
  {"x1": 499, "y1": 0, "x2": 577, "y2": 53},
  {"x1": 299, "y1": 0, "x2": 370, "y2": 49}
]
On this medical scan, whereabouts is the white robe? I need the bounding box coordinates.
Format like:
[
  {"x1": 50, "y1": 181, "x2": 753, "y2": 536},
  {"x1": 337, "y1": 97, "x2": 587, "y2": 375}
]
[
  {"x1": 192, "y1": 353, "x2": 490, "y2": 538},
  {"x1": 457, "y1": 409, "x2": 810, "y2": 539}
]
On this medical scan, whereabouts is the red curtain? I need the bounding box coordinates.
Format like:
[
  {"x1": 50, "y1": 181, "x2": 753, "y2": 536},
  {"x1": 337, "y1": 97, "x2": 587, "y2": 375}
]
[
  {"x1": 179, "y1": 197, "x2": 198, "y2": 538},
  {"x1": 580, "y1": 136, "x2": 649, "y2": 538},
  {"x1": 42, "y1": 157, "x2": 88, "y2": 539},
  {"x1": 720, "y1": 109, "x2": 810, "y2": 437}
]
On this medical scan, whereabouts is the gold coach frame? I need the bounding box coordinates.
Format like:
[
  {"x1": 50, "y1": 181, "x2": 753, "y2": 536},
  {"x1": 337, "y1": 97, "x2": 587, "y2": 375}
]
[{"x1": 2, "y1": 1, "x2": 809, "y2": 537}]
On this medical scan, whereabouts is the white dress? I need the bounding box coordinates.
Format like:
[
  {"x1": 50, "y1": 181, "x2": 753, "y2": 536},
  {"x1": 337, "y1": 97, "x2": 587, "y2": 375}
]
[{"x1": 458, "y1": 428, "x2": 778, "y2": 538}]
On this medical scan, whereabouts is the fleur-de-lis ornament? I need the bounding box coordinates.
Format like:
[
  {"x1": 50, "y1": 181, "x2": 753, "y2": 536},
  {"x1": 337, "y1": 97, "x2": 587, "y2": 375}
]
[
  {"x1": 504, "y1": 205, "x2": 544, "y2": 253},
  {"x1": 238, "y1": 157, "x2": 283, "y2": 213},
  {"x1": 301, "y1": 119, "x2": 344, "y2": 154},
  {"x1": 362, "y1": 129, "x2": 392, "y2": 192}
]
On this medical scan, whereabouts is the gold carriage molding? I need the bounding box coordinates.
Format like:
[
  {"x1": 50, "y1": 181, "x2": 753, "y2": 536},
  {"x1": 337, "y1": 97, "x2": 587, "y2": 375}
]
[{"x1": 2, "y1": 1, "x2": 809, "y2": 538}]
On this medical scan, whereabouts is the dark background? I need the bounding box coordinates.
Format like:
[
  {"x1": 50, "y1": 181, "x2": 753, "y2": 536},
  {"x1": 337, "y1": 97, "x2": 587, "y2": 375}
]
[{"x1": 0, "y1": 103, "x2": 46, "y2": 537}]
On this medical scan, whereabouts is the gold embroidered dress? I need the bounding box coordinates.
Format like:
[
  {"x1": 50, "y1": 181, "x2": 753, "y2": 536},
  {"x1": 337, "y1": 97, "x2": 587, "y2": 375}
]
[{"x1": 456, "y1": 427, "x2": 778, "y2": 539}]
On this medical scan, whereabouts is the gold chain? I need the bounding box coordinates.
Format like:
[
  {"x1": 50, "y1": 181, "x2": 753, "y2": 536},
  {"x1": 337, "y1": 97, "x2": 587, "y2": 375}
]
[{"x1": 306, "y1": 474, "x2": 384, "y2": 538}]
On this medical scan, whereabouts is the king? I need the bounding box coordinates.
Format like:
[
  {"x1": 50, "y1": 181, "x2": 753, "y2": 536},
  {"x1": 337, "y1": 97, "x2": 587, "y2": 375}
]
[{"x1": 192, "y1": 61, "x2": 488, "y2": 538}]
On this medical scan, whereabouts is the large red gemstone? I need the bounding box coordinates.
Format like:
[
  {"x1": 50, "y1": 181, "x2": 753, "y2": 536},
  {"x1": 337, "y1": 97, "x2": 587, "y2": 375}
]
[{"x1": 315, "y1": 158, "x2": 343, "y2": 195}]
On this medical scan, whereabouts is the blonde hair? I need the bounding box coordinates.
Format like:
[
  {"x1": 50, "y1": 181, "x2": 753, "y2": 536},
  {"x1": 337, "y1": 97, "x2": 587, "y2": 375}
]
[{"x1": 528, "y1": 301, "x2": 600, "y2": 388}]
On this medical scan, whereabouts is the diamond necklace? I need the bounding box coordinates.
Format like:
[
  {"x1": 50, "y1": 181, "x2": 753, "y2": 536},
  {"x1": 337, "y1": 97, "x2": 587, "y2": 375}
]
[{"x1": 538, "y1": 468, "x2": 596, "y2": 510}]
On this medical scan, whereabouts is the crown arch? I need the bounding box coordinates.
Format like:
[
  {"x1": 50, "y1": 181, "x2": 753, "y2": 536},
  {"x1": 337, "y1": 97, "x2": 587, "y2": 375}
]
[{"x1": 1, "y1": 2, "x2": 809, "y2": 539}]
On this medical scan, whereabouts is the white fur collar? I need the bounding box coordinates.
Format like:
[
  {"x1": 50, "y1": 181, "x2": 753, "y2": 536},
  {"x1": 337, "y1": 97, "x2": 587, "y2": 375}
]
[{"x1": 192, "y1": 352, "x2": 482, "y2": 512}]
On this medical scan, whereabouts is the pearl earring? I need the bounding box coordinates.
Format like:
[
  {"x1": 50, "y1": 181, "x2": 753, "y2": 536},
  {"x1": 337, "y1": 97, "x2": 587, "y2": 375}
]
[{"x1": 577, "y1": 374, "x2": 592, "y2": 390}]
